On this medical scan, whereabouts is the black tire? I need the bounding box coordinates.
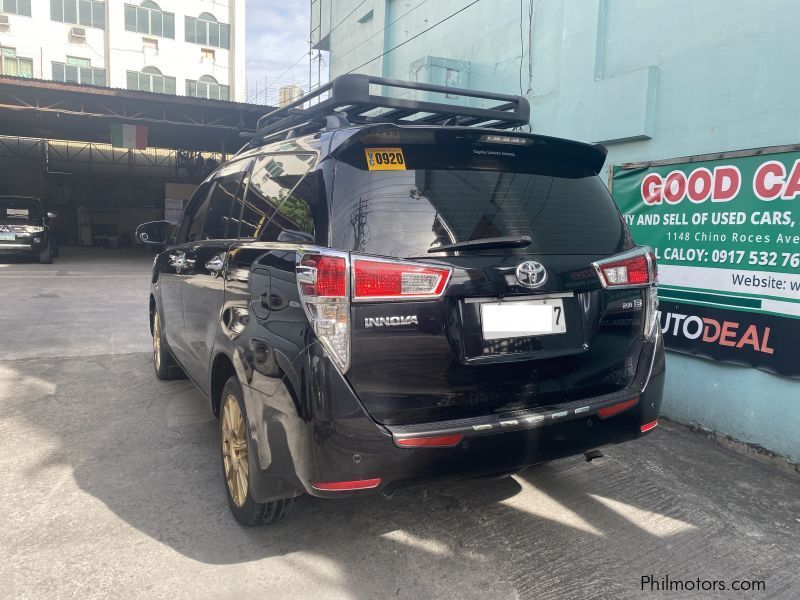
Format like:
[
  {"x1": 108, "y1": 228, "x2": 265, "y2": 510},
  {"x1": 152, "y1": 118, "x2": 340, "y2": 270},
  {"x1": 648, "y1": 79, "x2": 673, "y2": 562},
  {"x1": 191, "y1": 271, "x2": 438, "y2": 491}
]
[
  {"x1": 37, "y1": 245, "x2": 53, "y2": 264},
  {"x1": 151, "y1": 310, "x2": 184, "y2": 380},
  {"x1": 219, "y1": 375, "x2": 295, "y2": 526},
  {"x1": 53, "y1": 244, "x2": 59, "y2": 258}
]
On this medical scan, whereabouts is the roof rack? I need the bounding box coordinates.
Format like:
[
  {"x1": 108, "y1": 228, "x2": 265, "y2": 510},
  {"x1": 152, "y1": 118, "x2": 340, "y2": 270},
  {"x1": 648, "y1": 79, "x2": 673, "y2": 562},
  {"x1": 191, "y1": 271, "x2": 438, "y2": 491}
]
[{"x1": 247, "y1": 74, "x2": 530, "y2": 147}]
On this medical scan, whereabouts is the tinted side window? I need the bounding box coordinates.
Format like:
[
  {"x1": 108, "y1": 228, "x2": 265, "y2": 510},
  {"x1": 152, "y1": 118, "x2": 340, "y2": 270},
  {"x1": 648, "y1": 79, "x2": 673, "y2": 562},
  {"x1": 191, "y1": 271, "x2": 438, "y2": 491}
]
[
  {"x1": 181, "y1": 182, "x2": 212, "y2": 243},
  {"x1": 242, "y1": 153, "x2": 317, "y2": 242},
  {"x1": 200, "y1": 172, "x2": 244, "y2": 240},
  {"x1": 225, "y1": 167, "x2": 251, "y2": 239}
]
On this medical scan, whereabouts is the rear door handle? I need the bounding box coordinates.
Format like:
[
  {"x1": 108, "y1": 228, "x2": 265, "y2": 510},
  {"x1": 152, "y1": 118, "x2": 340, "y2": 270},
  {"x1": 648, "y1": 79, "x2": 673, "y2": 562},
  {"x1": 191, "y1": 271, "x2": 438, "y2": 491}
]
[
  {"x1": 205, "y1": 253, "x2": 226, "y2": 276},
  {"x1": 168, "y1": 252, "x2": 186, "y2": 270},
  {"x1": 168, "y1": 251, "x2": 195, "y2": 273}
]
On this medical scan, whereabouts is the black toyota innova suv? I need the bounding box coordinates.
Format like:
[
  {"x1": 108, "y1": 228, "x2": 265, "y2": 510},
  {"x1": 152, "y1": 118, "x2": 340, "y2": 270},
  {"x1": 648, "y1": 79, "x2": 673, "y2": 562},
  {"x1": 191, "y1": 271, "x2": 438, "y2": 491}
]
[{"x1": 136, "y1": 75, "x2": 665, "y2": 526}]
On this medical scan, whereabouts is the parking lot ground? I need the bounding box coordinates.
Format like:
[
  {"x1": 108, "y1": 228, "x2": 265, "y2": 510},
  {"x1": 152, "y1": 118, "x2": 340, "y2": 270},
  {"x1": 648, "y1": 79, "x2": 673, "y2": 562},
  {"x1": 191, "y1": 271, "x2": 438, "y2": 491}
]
[
  {"x1": 1, "y1": 248, "x2": 799, "y2": 599},
  {"x1": 0, "y1": 246, "x2": 153, "y2": 361}
]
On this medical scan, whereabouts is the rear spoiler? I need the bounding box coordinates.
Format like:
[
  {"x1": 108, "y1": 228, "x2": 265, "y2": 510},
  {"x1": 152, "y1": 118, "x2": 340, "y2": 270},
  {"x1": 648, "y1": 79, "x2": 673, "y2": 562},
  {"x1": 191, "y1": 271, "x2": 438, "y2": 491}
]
[{"x1": 330, "y1": 125, "x2": 609, "y2": 176}]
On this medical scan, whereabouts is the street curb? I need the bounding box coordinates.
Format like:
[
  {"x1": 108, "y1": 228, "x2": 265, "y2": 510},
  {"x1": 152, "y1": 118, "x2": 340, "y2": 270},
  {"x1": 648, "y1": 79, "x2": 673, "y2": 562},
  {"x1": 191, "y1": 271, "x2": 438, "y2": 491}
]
[{"x1": 662, "y1": 416, "x2": 800, "y2": 479}]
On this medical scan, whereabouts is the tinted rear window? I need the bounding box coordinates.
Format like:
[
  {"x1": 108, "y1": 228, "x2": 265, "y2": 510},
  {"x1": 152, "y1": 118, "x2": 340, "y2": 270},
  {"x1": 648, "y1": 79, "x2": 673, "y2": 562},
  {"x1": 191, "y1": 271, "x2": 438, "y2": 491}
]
[
  {"x1": 331, "y1": 164, "x2": 626, "y2": 257},
  {"x1": 0, "y1": 197, "x2": 41, "y2": 221}
]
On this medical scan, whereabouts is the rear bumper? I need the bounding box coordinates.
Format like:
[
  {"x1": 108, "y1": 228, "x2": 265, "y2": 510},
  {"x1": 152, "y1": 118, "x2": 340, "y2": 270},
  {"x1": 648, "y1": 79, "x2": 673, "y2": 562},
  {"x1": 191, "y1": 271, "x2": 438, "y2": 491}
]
[
  {"x1": 243, "y1": 329, "x2": 665, "y2": 502},
  {"x1": 310, "y1": 380, "x2": 662, "y2": 499},
  {"x1": 310, "y1": 402, "x2": 660, "y2": 499}
]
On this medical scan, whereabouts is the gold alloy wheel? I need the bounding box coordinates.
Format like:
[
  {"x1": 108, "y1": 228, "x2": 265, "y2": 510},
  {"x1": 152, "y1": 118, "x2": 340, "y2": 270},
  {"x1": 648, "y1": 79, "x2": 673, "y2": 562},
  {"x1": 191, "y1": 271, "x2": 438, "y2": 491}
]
[
  {"x1": 221, "y1": 393, "x2": 249, "y2": 507},
  {"x1": 153, "y1": 313, "x2": 161, "y2": 370}
]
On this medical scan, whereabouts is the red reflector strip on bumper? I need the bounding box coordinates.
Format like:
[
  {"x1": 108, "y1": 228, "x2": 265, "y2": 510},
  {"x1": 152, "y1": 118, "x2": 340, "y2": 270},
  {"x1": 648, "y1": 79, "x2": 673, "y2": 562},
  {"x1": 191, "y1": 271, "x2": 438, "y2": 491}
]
[
  {"x1": 597, "y1": 397, "x2": 639, "y2": 419},
  {"x1": 395, "y1": 434, "x2": 463, "y2": 448},
  {"x1": 310, "y1": 478, "x2": 382, "y2": 492},
  {"x1": 640, "y1": 419, "x2": 659, "y2": 433}
]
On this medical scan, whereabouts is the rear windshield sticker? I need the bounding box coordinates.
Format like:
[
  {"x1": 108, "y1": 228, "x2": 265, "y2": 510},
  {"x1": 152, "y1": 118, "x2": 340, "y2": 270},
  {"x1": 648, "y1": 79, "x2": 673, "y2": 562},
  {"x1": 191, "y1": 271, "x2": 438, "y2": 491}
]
[
  {"x1": 365, "y1": 147, "x2": 406, "y2": 171},
  {"x1": 6, "y1": 208, "x2": 29, "y2": 218},
  {"x1": 473, "y1": 149, "x2": 517, "y2": 158}
]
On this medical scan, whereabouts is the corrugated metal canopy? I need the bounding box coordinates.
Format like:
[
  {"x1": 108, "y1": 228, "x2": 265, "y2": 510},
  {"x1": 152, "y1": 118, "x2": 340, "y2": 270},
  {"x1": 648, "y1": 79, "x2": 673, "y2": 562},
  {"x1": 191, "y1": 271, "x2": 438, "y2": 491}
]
[{"x1": 0, "y1": 75, "x2": 274, "y2": 152}]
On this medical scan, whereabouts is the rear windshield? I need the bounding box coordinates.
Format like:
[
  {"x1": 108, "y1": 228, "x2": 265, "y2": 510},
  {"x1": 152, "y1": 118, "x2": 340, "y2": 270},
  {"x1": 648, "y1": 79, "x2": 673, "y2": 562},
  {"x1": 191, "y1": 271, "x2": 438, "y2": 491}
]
[
  {"x1": 0, "y1": 197, "x2": 41, "y2": 221},
  {"x1": 331, "y1": 163, "x2": 626, "y2": 257}
]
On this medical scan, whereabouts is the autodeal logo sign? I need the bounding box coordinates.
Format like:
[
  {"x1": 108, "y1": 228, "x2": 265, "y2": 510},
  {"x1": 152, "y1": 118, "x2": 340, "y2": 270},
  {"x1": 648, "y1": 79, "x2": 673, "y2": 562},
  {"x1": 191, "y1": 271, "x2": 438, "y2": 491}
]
[{"x1": 659, "y1": 309, "x2": 775, "y2": 355}]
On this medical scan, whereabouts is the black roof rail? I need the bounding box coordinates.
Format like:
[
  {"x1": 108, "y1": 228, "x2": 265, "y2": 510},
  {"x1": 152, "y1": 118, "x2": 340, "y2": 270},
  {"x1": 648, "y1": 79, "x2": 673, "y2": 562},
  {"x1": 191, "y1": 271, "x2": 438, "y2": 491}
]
[{"x1": 249, "y1": 74, "x2": 530, "y2": 147}]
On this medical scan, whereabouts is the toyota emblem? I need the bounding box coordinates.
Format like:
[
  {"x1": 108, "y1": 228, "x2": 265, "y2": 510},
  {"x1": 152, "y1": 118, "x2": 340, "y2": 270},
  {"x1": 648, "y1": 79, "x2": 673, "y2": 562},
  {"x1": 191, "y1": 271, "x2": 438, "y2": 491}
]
[{"x1": 515, "y1": 260, "x2": 547, "y2": 288}]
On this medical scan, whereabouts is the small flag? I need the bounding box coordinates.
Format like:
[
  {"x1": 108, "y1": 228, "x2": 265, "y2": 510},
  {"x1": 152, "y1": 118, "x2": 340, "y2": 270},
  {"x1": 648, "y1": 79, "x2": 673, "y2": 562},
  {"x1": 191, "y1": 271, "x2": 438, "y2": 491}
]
[{"x1": 110, "y1": 123, "x2": 148, "y2": 149}]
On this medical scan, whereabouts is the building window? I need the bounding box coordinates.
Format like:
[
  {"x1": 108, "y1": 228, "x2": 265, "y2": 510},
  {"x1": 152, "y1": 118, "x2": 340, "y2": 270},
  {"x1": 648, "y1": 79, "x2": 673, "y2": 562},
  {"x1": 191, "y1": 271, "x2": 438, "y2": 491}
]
[
  {"x1": 52, "y1": 57, "x2": 105, "y2": 86},
  {"x1": 50, "y1": 0, "x2": 105, "y2": 29},
  {"x1": 2, "y1": 0, "x2": 32, "y2": 17},
  {"x1": 186, "y1": 75, "x2": 229, "y2": 101},
  {"x1": 124, "y1": 1, "x2": 174, "y2": 39},
  {"x1": 185, "y1": 12, "x2": 230, "y2": 49},
  {"x1": 126, "y1": 66, "x2": 176, "y2": 94},
  {"x1": 0, "y1": 47, "x2": 33, "y2": 78}
]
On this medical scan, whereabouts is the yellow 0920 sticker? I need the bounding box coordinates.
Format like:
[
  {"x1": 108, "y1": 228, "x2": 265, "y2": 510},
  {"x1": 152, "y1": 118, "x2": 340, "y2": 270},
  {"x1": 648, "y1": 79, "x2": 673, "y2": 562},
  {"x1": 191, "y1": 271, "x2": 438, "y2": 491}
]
[{"x1": 364, "y1": 147, "x2": 406, "y2": 171}]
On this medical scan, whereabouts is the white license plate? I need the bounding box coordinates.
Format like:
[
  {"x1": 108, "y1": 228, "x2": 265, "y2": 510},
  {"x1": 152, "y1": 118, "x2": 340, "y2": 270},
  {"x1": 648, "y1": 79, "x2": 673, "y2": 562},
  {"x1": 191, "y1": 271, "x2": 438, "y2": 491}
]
[
  {"x1": 481, "y1": 298, "x2": 567, "y2": 340},
  {"x1": 0, "y1": 233, "x2": 15, "y2": 241}
]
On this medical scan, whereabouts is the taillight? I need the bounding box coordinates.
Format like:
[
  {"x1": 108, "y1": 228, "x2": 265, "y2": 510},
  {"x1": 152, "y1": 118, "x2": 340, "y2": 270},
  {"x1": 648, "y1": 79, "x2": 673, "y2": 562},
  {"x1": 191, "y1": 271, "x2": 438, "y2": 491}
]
[
  {"x1": 593, "y1": 248, "x2": 659, "y2": 341},
  {"x1": 296, "y1": 251, "x2": 350, "y2": 372},
  {"x1": 310, "y1": 478, "x2": 382, "y2": 491},
  {"x1": 597, "y1": 397, "x2": 639, "y2": 419},
  {"x1": 297, "y1": 252, "x2": 452, "y2": 372},
  {"x1": 594, "y1": 252, "x2": 651, "y2": 287},
  {"x1": 640, "y1": 419, "x2": 659, "y2": 433},
  {"x1": 353, "y1": 258, "x2": 451, "y2": 300},
  {"x1": 395, "y1": 434, "x2": 463, "y2": 448},
  {"x1": 299, "y1": 255, "x2": 347, "y2": 297},
  {"x1": 643, "y1": 267, "x2": 659, "y2": 341}
]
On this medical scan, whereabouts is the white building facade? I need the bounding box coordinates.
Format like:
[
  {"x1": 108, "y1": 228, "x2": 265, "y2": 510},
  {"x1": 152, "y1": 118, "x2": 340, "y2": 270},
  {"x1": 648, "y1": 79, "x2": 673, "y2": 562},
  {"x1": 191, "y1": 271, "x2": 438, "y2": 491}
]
[{"x1": 0, "y1": 0, "x2": 245, "y2": 101}]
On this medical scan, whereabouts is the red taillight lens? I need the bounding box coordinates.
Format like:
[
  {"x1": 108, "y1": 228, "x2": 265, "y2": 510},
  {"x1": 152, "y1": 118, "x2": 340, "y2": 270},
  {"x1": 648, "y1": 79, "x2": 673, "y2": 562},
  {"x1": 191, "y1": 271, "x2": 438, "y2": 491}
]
[
  {"x1": 310, "y1": 478, "x2": 382, "y2": 491},
  {"x1": 595, "y1": 249, "x2": 659, "y2": 340},
  {"x1": 640, "y1": 419, "x2": 659, "y2": 433},
  {"x1": 296, "y1": 252, "x2": 350, "y2": 372},
  {"x1": 353, "y1": 258, "x2": 450, "y2": 299},
  {"x1": 597, "y1": 397, "x2": 639, "y2": 419},
  {"x1": 595, "y1": 252, "x2": 651, "y2": 287},
  {"x1": 299, "y1": 254, "x2": 347, "y2": 297},
  {"x1": 395, "y1": 434, "x2": 463, "y2": 448}
]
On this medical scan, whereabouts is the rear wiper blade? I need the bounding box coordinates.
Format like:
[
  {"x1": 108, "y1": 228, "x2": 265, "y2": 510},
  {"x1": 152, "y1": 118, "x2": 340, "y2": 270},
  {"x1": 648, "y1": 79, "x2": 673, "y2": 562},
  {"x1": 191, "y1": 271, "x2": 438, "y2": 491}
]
[{"x1": 427, "y1": 235, "x2": 532, "y2": 253}]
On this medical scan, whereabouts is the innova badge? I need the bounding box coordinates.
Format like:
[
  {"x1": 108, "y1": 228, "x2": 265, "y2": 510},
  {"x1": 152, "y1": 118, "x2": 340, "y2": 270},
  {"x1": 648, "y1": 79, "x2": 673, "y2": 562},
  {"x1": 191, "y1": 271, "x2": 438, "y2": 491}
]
[
  {"x1": 365, "y1": 315, "x2": 418, "y2": 328},
  {"x1": 515, "y1": 260, "x2": 547, "y2": 288}
]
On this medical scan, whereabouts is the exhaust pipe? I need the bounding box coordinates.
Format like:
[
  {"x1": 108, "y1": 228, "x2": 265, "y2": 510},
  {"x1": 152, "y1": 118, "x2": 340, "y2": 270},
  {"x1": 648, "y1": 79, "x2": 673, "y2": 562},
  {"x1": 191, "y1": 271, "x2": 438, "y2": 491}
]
[{"x1": 584, "y1": 449, "x2": 603, "y2": 462}]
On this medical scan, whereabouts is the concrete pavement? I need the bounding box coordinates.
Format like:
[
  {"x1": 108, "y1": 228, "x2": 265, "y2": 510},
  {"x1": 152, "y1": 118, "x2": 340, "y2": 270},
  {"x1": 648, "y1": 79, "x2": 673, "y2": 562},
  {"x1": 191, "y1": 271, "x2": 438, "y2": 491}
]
[
  {"x1": 0, "y1": 247, "x2": 153, "y2": 361},
  {"x1": 1, "y1": 248, "x2": 799, "y2": 599}
]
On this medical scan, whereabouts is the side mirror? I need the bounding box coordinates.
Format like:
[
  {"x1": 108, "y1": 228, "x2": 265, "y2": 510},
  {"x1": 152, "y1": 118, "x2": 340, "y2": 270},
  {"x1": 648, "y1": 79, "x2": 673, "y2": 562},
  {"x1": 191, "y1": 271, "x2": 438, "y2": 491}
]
[
  {"x1": 46, "y1": 212, "x2": 57, "y2": 220},
  {"x1": 136, "y1": 220, "x2": 171, "y2": 245}
]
